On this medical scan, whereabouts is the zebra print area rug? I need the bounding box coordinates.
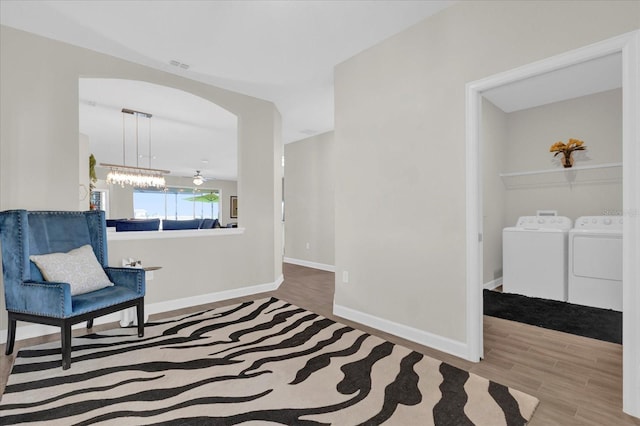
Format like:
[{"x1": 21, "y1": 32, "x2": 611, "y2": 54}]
[{"x1": 0, "y1": 297, "x2": 538, "y2": 425}]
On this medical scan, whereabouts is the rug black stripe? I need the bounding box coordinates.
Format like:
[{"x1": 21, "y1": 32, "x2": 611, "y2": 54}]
[
  {"x1": 160, "y1": 299, "x2": 264, "y2": 335},
  {"x1": 208, "y1": 312, "x2": 320, "y2": 356},
  {"x1": 488, "y1": 381, "x2": 528, "y2": 426},
  {"x1": 337, "y1": 341, "x2": 395, "y2": 396},
  {"x1": 0, "y1": 375, "x2": 163, "y2": 410},
  {"x1": 1, "y1": 371, "x2": 271, "y2": 424},
  {"x1": 290, "y1": 332, "x2": 371, "y2": 385},
  {"x1": 73, "y1": 393, "x2": 310, "y2": 426},
  {"x1": 10, "y1": 333, "x2": 211, "y2": 374},
  {"x1": 240, "y1": 325, "x2": 355, "y2": 375},
  {"x1": 361, "y1": 350, "x2": 424, "y2": 425},
  {"x1": 433, "y1": 363, "x2": 474, "y2": 426},
  {"x1": 17, "y1": 332, "x2": 136, "y2": 358},
  {"x1": 5, "y1": 357, "x2": 242, "y2": 394},
  {"x1": 224, "y1": 306, "x2": 306, "y2": 343},
  {"x1": 176, "y1": 307, "x2": 309, "y2": 351},
  {"x1": 188, "y1": 298, "x2": 284, "y2": 339},
  {"x1": 222, "y1": 317, "x2": 334, "y2": 361}
]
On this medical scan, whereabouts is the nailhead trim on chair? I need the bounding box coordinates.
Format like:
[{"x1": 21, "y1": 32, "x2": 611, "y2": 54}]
[
  {"x1": 13, "y1": 282, "x2": 67, "y2": 318},
  {"x1": 16, "y1": 211, "x2": 24, "y2": 280}
]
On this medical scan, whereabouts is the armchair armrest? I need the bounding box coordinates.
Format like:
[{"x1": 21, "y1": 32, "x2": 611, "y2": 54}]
[
  {"x1": 105, "y1": 267, "x2": 145, "y2": 296},
  {"x1": 16, "y1": 280, "x2": 72, "y2": 317}
]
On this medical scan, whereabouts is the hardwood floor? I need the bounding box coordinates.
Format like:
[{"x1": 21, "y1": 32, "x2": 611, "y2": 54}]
[{"x1": 1, "y1": 263, "x2": 638, "y2": 425}]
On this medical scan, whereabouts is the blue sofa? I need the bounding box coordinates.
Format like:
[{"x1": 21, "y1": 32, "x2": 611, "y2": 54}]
[
  {"x1": 162, "y1": 219, "x2": 203, "y2": 230},
  {"x1": 200, "y1": 218, "x2": 220, "y2": 229},
  {"x1": 114, "y1": 218, "x2": 160, "y2": 232}
]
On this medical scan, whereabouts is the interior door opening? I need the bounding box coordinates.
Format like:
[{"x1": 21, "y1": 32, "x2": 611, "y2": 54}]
[{"x1": 465, "y1": 31, "x2": 639, "y2": 417}]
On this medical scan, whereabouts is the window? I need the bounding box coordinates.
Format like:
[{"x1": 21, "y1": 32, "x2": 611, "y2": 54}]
[{"x1": 133, "y1": 187, "x2": 219, "y2": 220}]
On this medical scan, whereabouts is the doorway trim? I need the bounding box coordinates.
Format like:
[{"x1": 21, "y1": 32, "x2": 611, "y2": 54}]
[{"x1": 465, "y1": 30, "x2": 639, "y2": 417}]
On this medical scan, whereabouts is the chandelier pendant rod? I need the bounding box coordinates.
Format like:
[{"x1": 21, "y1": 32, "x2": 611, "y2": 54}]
[
  {"x1": 148, "y1": 114, "x2": 152, "y2": 169},
  {"x1": 135, "y1": 112, "x2": 139, "y2": 168},
  {"x1": 122, "y1": 112, "x2": 126, "y2": 166},
  {"x1": 102, "y1": 108, "x2": 166, "y2": 189}
]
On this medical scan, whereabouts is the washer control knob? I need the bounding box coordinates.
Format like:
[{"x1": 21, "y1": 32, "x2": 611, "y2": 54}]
[
  {"x1": 538, "y1": 218, "x2": 545, "y2": 224},
  {"x1": 604, "y1": 218, "x2": 612, "y2": 225}
]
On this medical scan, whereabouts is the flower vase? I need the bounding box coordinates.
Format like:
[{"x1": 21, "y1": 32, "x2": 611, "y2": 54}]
[{"x1": 562, "y1": 152, "x2": 574, "y2": 168}]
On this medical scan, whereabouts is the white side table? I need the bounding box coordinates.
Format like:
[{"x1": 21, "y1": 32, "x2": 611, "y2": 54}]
[{"x1": 119, "y1": 266, "x2": 161, "y2": 327}]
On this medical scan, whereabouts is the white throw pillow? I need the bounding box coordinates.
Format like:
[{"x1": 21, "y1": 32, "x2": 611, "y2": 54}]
[{"x1": 30, "y1": 244, "x2": 114, "y2": 296}]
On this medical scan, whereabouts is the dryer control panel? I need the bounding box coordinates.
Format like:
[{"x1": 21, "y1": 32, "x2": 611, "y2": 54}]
[
  {"x1": 574, "y1": 216, "x2": 623, "y2": 230},
  {"x1": 515, "y1": 216, "x2": 573, "y2": 230}
]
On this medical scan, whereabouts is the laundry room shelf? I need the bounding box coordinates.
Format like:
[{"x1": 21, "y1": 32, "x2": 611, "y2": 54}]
[{"x1": 499, "y1": 162, "x2": 622, "y2": 189}]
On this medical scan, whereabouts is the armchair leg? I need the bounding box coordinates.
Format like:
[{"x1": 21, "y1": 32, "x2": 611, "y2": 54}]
[
  {"x1": 5, "y1": 314, "x2": 16, "y2": 355},
  {"x1": 61, "y1": 321, "x2": 72, "y2": 370},
  {"x1": 136, "y1": 299, "x2": 145, "y2": 338}
]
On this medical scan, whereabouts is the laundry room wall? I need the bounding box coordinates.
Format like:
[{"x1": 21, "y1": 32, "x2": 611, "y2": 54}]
[
  {"x1": 482, "y1": 89, "x2": 622, "y2": 288},
  {"x1": 503, "y1": 88, "x2": 622, "y2": 226}
]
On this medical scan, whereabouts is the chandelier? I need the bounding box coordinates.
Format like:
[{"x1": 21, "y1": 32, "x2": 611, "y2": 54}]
[{"x1": 101, "y1": 108, "x2": 169, "y2": 188}]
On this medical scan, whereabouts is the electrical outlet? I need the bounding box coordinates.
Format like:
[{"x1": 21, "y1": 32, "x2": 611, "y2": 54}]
[
  {"x1": 306, "y1": 242, "x2": 310, "y2": 249},
  {"x1": 342, "y1": 271, "x2": 349, "y2": 283}
]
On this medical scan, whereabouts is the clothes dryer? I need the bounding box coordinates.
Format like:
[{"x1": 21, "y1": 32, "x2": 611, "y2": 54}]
[
  {"x1": 503, "y1": 216, "x2": 573, "y2": 301},
  {"x1": 568, "y1": 216, "x2": 623, "y2": 311}
]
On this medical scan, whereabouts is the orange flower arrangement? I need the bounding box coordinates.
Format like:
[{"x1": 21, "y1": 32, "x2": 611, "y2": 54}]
[{"x1": 549, "y1": 138, "x2": 586, "y2": 168}]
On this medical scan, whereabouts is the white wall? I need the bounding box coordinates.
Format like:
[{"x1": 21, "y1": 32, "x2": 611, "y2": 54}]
[
  {"x1": 503, "y1": 89, "x2": 623, "y2": 225},
  {"x1": 0, "y1": 25, "x2": 282, "y2": 335},
  {"x1": 334, "y1": 1, "x2": 639, "y2": 353},
  {"x1": 284, "y1": 132, "x2": 335, "y2": 269}
]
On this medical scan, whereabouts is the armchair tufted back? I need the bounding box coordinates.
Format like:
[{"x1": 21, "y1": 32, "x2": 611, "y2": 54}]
[{"x1": 0, "y1": 210, "x2": 108, "y2": 285}]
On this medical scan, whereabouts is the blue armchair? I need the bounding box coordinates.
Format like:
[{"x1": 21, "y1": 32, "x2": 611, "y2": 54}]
[{"x1": 0, "y1": 210, "x2": 145, "y2": 369}]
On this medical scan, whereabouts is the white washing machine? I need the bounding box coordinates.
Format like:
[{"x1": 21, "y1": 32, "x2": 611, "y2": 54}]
[
  {"x1": 503, "y1": 216, "x2": 572, "y2": 301},
  {"x1": 568, "y1": 216, "x2": 623, "y2": 311}
]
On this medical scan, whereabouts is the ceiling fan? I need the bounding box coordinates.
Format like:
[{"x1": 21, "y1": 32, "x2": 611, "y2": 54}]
[{"x1": 192, "y1": 170, "x2": 207, "y2": 186}]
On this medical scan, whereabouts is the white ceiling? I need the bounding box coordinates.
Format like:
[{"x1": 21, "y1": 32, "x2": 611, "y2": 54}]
[
  {"x1": 483, "y1": 52, "x2": 622, "y2": 113},
  {"x1": 0, "y1": 0, "x2": 456, "y2": 179},
  {"x1": 2, "y1": 1, "x2": 621, "y2": 180}
]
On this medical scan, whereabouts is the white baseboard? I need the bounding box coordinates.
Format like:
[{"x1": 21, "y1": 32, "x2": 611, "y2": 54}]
[
  {"x1": 146, "y1": 275, "x2": 283, "y2": 316},
  {"x1": 284, "y1": 257, "x2": 335, "y2": 272},
  {"x1": 0, "y1": 275, "x2": 284, "y2": 345},
  {"x1": 483, "y1": 277, "x2": 503, "y2": 290},
  {"x1": 333, "y1": 303, "x2": 469, "y2": 361}
]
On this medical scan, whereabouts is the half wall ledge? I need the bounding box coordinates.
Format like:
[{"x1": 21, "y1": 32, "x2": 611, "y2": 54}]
[{"x1": 107, "y1": 227, "x2": 245, "y2": 241}]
